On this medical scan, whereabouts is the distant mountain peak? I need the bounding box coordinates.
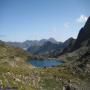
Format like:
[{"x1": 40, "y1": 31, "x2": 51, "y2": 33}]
[{"x1": 48, "y1": 37, "x2": 57, "y2": 43}]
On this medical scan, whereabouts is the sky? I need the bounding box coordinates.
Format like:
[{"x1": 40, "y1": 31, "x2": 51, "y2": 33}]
[{"x1": 0, "y1": 0, "x2": 90, "y2": 42}]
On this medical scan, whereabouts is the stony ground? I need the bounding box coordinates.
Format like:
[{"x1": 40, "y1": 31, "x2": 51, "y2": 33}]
[{"x1": 0, "y1": 63, "x2": 90, "y2": 90}]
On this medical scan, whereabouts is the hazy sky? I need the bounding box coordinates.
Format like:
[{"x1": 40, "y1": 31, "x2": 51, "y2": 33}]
[{"x1": 0, "y1": 0, "x2": 90, "y2": 42}]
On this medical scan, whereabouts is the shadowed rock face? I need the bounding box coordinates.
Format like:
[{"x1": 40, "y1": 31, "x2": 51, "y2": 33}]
[{"x1": 72, "y1": 16, "x2": 90, "y2": 50}]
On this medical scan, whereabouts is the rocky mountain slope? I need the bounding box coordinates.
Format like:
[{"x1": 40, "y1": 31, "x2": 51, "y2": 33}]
[
  {"x1": 27, "y1": 41, "x2": 63, "y2": 57},
  {"x1": 70, "y1": 16, "x2": 90, "y2": 75},
  {"x1": 58, "y1": 16, "x2": 90, "y2": 89},
  {"x1": 27, "y1": 37, "x2": 75, "y2": 58},
  {"x1": 0, "y1": 41, "x2": 34, "y2": 67},
  {"x1": 72, "y1": 16, "x2": 90, "y2": 51}
]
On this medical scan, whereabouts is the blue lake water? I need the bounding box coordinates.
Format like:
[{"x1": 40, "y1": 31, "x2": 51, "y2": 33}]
[{"x1": 27, "y1": 59, "x2": 64, "y2": 67}]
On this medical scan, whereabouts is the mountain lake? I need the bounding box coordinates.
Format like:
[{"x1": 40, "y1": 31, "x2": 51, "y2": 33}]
[{"x1": 27, "y1": 59, "x2": 64, "y2": 67}]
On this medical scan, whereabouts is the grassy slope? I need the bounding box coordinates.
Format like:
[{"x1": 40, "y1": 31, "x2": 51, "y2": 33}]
[{"x1": 0, "y1": 43, "x2": 36, "y2": 90}]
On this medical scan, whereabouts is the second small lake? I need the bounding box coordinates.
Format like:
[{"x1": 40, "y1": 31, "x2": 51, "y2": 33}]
[{"x1": 27, "y1": 59, "x2": 64, "y2": 67}]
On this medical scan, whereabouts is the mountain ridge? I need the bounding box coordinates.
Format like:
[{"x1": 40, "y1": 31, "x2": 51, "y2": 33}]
[{"x1": 6, "y1": 37, "x2": 59, "y2": 50}]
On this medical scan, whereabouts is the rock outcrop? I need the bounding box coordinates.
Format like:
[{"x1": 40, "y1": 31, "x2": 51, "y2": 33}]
[{"x1": 72, "y1": 16, "x2": 90, "y2": 51}]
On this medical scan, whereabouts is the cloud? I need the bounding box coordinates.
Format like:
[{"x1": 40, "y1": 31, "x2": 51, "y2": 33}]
[
  {"x1": 64, "y1": 22, "x2": 70, "y2": 29},
  {"x1": 76, "y1": 15, "x2": 88, "y2": 23}
]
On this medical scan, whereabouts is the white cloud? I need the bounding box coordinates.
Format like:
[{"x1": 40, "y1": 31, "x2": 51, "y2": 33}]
[
  {"x1": 64, "y1": 22, "x2": 70, "y2": 29},
  {"x1": 76, "y1": 15, "x2": 88, "y2": 23}
]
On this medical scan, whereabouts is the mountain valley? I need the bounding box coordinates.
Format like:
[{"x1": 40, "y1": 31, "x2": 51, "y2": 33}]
[{"x1": 0, "y1": 17, "x2": 90, "y2": 90}]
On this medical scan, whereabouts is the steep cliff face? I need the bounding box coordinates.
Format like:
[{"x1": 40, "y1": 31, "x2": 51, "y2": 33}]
[
  {"x1": 62, "y1": 16, "x2": 90, "y2": 78},
  {"x1": 72, "y1": 16, "x2": 90, "y2": 50}
]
